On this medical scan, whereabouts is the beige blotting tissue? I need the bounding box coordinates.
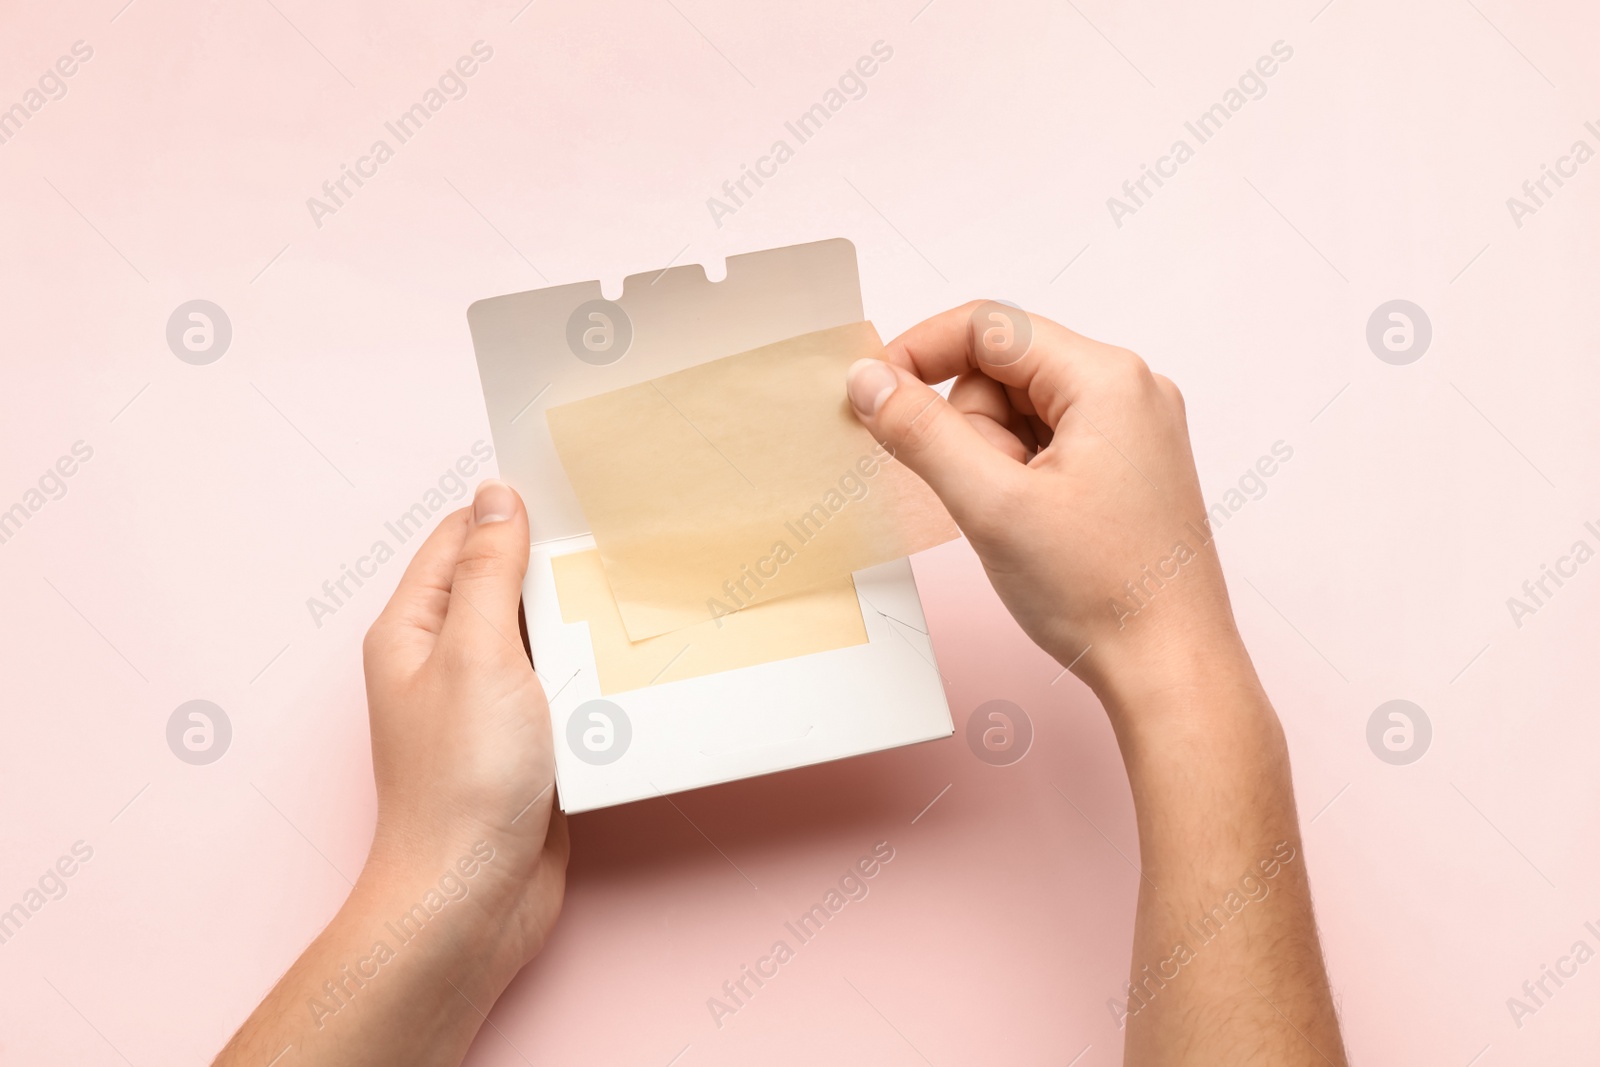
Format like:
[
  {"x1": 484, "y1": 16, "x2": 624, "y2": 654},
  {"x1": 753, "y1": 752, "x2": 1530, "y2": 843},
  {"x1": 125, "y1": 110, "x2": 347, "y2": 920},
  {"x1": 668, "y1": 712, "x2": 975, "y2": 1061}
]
[{"x1": 546, "y1": 321, "x2": 957, "y2": 641}]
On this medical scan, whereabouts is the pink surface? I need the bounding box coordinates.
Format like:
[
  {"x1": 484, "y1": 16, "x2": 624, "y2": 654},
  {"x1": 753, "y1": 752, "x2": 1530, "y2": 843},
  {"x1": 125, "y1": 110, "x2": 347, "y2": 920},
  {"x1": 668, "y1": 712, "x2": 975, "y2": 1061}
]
[{"x1": 2, "y1": 0, "x2": 1598, "y2": 1063}]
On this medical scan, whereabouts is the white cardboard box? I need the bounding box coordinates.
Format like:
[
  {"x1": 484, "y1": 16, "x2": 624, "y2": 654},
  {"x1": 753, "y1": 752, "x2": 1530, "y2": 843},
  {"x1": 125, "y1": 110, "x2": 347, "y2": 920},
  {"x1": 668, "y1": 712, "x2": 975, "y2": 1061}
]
[{"x1": 466, "y1": 238, "x2": 952, "y2": 813}]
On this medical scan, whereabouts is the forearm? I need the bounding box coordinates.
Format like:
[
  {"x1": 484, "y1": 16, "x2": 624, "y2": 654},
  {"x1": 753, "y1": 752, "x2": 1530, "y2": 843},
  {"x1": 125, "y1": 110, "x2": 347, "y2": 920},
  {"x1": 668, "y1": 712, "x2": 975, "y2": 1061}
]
[
  {"x1": 213, "y1": 848, "x2": 524, "y2": 1067},
  {"x1": 1099, "y1": 639, "x2": 1347, "y2": 1066}
]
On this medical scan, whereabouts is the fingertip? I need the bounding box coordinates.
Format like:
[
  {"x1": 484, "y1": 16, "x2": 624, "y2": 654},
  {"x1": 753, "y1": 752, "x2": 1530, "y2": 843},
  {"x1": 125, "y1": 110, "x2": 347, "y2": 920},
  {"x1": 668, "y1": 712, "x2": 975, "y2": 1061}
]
[
  {"x1": 473, "y1": 479, "x2": 520, "y2": 525},
  {"x1": 846, "y1": 358, "x2": 899, "y2": 419}
]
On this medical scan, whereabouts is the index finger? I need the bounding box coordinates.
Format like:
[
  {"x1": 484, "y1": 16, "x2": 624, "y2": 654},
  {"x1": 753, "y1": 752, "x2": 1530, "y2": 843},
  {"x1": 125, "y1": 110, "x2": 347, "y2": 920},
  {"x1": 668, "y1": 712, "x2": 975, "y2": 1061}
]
[{"x1": 881, "y1": 301, "x2": 1119, "y2": 428}]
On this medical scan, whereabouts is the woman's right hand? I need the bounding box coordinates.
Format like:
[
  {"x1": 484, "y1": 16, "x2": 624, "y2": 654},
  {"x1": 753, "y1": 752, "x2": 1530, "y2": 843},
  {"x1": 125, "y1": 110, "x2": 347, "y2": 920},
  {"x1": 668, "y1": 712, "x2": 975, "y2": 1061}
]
[{"x1": 844, "y1": 301, "x2": 1246, "y2": 709}]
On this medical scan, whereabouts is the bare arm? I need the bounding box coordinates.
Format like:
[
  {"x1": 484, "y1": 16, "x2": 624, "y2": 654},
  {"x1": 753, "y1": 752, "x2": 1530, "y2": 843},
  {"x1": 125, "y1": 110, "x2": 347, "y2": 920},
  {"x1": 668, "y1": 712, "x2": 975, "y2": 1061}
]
[
  {"x1": 214, "y1": 483, "x2": 568, "y2": 1066},
  {"x1": 210, "y1": 859, "x2": 530, "y2": 1064},
  {"x1": 1105, "y1": 648, "x2": 1340, "y2": 1062},
  {"x1": 846, "y1": 303, "x2": 1345, "y2": 1065}
]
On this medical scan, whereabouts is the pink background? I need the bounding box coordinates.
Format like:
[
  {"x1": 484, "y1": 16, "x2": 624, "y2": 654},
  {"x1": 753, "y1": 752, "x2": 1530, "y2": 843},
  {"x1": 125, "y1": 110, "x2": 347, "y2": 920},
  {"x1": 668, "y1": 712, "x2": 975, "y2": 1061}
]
[{"x1": 3, "y1": 0, "x2": 1598, "y2": 1063}]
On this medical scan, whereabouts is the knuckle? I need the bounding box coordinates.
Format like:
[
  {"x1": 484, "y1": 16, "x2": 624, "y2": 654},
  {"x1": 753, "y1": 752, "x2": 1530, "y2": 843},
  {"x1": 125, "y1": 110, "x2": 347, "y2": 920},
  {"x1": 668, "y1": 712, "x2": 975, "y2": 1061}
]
[
  {"x1": 1153, "y1": 372, "x2": 1185, "y2": 410},
  {"x1": 452, "y1": 543, "x2": 508, "y2": 584},
  {"x1": 1115, "y1": 347, "x2": 1153, "y2": 382},
  {"x1": 889, "y1": 392, "x2": 948, "y2": 455},
  {"x1": 1090, "y1": 347, "x2": 1156, "y2": 401}
]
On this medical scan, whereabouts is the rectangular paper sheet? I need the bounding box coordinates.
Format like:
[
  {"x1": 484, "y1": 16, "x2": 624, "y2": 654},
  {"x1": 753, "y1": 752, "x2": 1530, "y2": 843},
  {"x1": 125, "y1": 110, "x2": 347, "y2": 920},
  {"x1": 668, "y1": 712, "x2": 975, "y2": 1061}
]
[
  {"x1": 551, "y1": 549, "x2": 868, "y2": 695},
  {"x1": 546, "y1": 322, "x2": 959, "y2": 640}
]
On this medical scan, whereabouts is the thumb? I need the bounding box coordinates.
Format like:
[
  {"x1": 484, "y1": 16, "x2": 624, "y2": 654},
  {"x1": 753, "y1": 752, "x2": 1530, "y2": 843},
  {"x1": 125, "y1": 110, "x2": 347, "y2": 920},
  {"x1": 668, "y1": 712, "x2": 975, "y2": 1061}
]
[
  {"x1": 846, "y1": 358, "x2": 1019, "y2": 527},
  {"x1": 440, "y1": 479, "x2": 531, "y2": 656}
]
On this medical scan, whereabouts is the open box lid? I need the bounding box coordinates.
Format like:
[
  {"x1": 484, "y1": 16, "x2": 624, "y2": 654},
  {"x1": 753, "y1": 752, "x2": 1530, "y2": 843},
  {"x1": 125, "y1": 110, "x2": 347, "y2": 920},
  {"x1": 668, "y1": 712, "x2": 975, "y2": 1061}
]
[{"x1": 467, "y1": 239, "x2": 952, "y2": 813}]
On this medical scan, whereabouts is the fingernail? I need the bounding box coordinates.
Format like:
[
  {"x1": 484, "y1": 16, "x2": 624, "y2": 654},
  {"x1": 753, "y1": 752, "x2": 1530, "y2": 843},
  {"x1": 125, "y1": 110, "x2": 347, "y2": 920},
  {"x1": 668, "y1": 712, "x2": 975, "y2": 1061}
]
[
  {"x1": 474, "y1": 479, "x2": 515, "y2": 525},
  {"x1": 847, "y1": 359, "x2": 898, "y2": 417}
]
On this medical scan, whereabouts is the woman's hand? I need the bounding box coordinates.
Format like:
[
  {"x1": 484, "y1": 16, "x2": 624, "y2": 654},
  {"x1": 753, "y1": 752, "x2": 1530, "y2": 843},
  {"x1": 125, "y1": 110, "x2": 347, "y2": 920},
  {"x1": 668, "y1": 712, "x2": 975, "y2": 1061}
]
[
  {"x1": 214, "y1": 480, "x2": 567, "y2": 1066},
  {"x1": 361, "y1": 479, "x2": 569, "y2": 970},
  {"x1": 848, "y1": 304, "x2": 1347, "y2": 1066},
  {"x1": 846, "y1": 301, "x2": 1245, "y2": 711}
]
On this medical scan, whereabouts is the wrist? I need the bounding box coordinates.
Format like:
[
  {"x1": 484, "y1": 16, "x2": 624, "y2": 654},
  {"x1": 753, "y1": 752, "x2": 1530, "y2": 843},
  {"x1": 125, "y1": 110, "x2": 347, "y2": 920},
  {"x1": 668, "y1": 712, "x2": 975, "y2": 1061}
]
[
  {"x1": 1089, "y1": 631, "x2": 1287, "y2": 770},
  {"x1": 1085, "y1": 614, "x2": 1254, "y2": 718},
  {"x1": 355, "y1": 832, "x2": 529, "y2": 994},
  {"x1": 1090, "y1": 639, "x2": 1299, "y2": 857}
]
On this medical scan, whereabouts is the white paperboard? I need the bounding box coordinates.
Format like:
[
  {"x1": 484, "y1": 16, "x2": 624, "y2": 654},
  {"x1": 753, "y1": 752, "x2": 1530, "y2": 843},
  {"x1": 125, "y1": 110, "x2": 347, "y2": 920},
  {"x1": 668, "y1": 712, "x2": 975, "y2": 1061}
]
[{"x1": 466, "y1": 239, "x2": 952, "y2": 813}]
